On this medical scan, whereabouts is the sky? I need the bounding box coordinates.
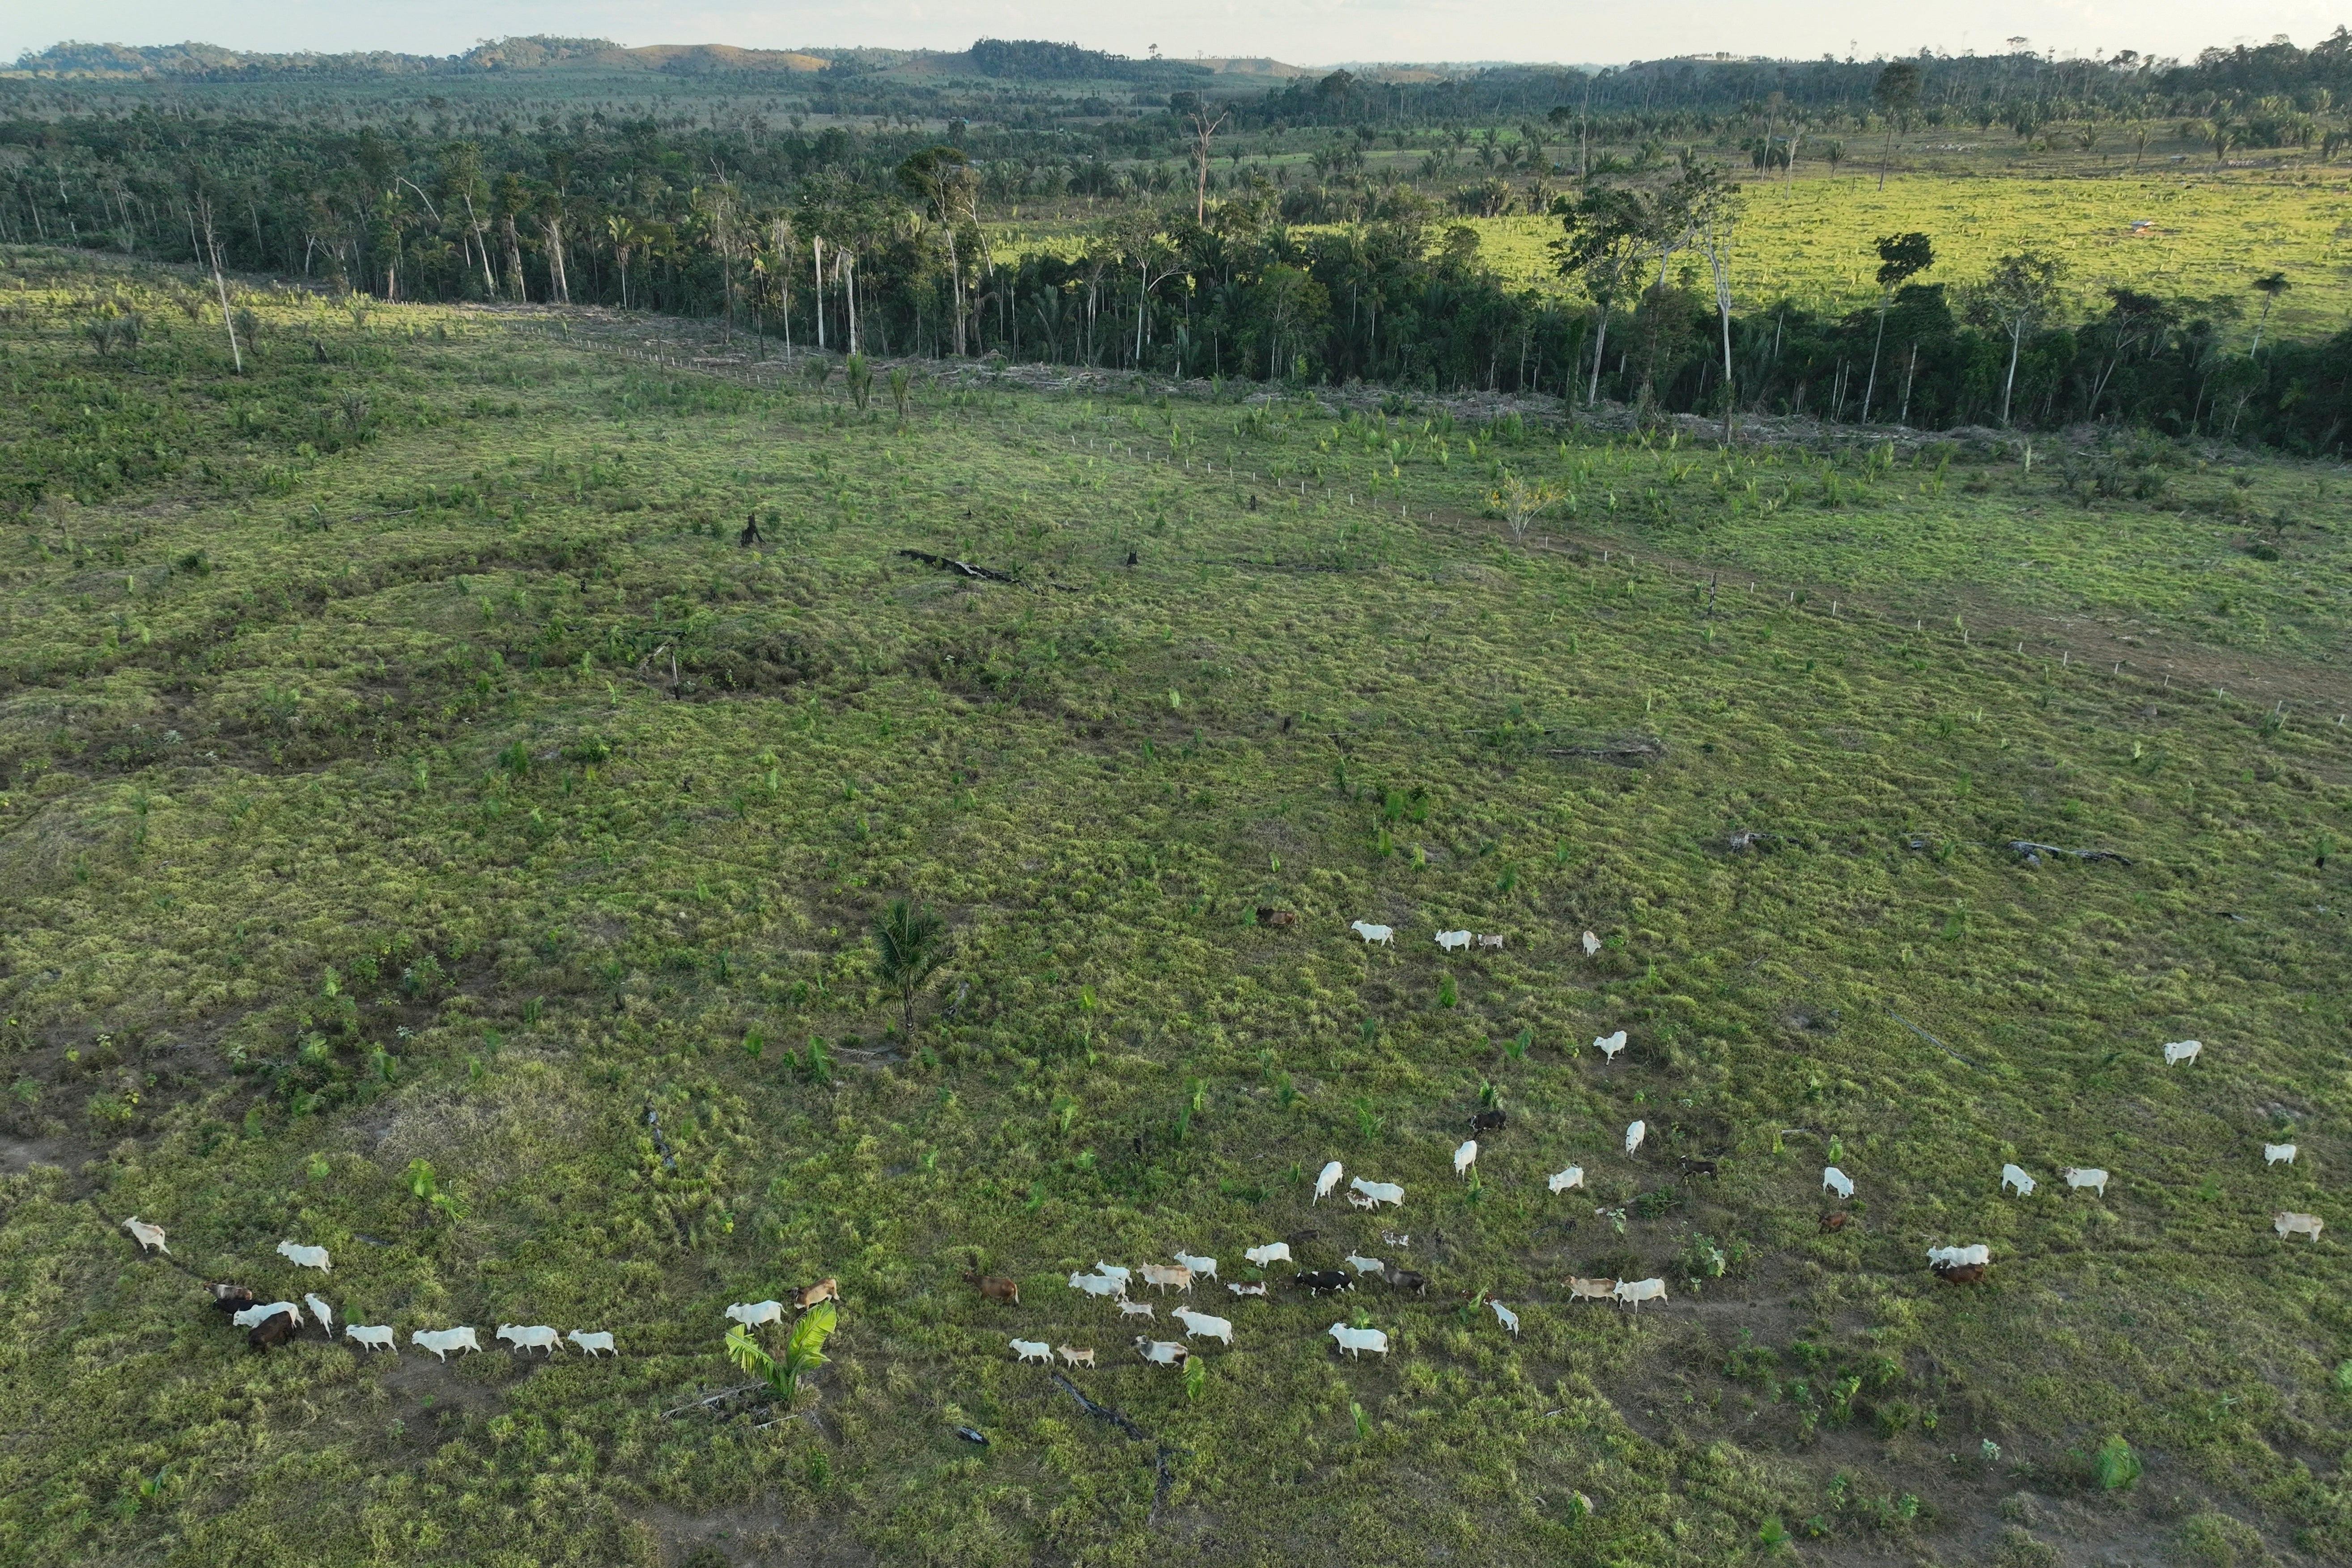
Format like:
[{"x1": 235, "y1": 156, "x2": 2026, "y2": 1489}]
[{"x1": 5, "y1": 0, "x2": 2346, "y2": 68}]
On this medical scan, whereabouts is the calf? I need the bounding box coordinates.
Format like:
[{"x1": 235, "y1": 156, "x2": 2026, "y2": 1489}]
[
  {"x1": 497, "y1": 1324, "x2": 560, "y2": 1355},
  {"x1": 1134, "y1": 1337, "x2": 1189, "y2": 1368},
  {"x1": 1594, "y1": 1031, "x2": 1628, "y2": 1063},
  {"x1": 1346, "y1": 1191, "x2": 1378, "y2": 1210},
  {"x1": 1380, "y1": 1264, "x2": 1429, "y2": 1296},
  {"x1": 233, "y1": 1301, "x2": 302, "y2": 1330},
  {"x1": 1548, "y1": 1165, "x2": 1586, "y2": 1194},
  {"x1": 1475, "y1": 933, "x2": 1505, "y2": 950},
  {"x1": 248, "y1": 1310, "x2": 300, "y2": 1352},
  {"x1": 2060, "y1": 1166, "x2": 2110, "y2": 1198},
  {"x1": 121, "y1": 1217, "x2": 170, "y2": 1255},
  {"x1": 1350, "y1": 921, "x2": 1395, "y2": 946},
  {"x1": 1488, "y1": 1299, "x2": 1520, "y2": 1335},
  {"x1": 1566, "y1": 1276, "x2": 1617, "y2": 1303},
  {"x1": 1313, "y1": 1161, "x2": 1345, "y2": 1204},
  {"x1": 1625, "y1": 1120, "x2": 1647, "y2": 1156},
  {"x1": 1453, "y1": 1140, "x2": 1479, "y2": 1179},
  {"x1": 345, "y1": 1324, "x2": 398, "y2": 1353},
  {"x1": 1255, "y1": 907, "x2": 1299, "y2": 928},
  {"x1": 1821, "y1": 1166, "x2": 1855, "y2": 1200},
  {"x1": 1118, "y1": 1300, "x2": 1157, "y2": 1321},
  {"x1": 276, "y1": 1241, "x2": 331, "y2": 1273},
  {"x1": 1350, "y1": 1178, "x2": 1405, "y2": 1208},
  {"x1": 791, "y1": 1277, "x2": 841, "y2": 1311},
  {"x1": 1932, "y1": 1262, "x2": 1988, "y2": 1285},
  {"x1": 1344, "y1": 1254, "x2": 1385, "y2": 1276},
  {"x1": 1010, "y1": 1339, "x2": 1053, "y2": 1365},
  {"x1": 1295, "y1": 1270, "x2": 1354, "y2": 1296},
  {"x1": 1243, "y1": 1242, "x2": 1293, "y2": 1269},
  {"x1": 1678, "y1": 1157, "x2": 1718, "y2": 1180},
  {"x1": 1582, "y1": 931, "x2": 1602, "y2": 957},
  {"x1": 1469, "y1": 1109, "x2": 1506, "y2": 1136},
  {"x1": 1173, "y1": 1252, "x2": 1218, "y2": 1282},
  {"x1": 1136, "y1": 1263, "x2": 1193, "y2": 1295},
  {"x1": 1069, "y1": 1271, "x2": 1126, "y2": 1301},
  {"x1": 964, "y1": 1271, "x2": 1021, "y2": 1304},
  {"x1": 208, "y1": 1283, "x2": 257, "y2": 1315},
  {"x1": 2265, "y1": 1143, "x2": 2298, "y2": 1167},
  {"x1": 1056, "y1": 1344, "x2": 1095, "y2": 1369},
  {"x1": 1227, "y1": 1281, "x2": 1268, "y2": 1299},
  {"x1": 2276, "y1": 1211, "x2": 2325, "y2": 1242},
  {"x1": 566, "y1": 1330, "x2": 616, "y2": 1356},
  {"x1": 304, "y1": 1293, "x2": 335, "y2": 1338},
  {"x1": 2163, "y1": 1039, "x2": 2202, "y2": 1066},
  {"x1": 1818, "y1": 1211, "x2": 1850, "y2": 1233},
  {"x1": 1327, "y1": 1323, "x2": 1389, "y2": 1360},
  {"x1": 2000, "y1": 1163, "x2": 2036, "y2": 1197}
]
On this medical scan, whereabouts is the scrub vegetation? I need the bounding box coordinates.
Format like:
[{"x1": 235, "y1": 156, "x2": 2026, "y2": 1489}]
[{"x1": 3, "y1": 242, "x2": 2352, "y2": 1566}]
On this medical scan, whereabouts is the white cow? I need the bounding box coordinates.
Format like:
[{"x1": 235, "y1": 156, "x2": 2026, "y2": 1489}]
[
  {"x1": 1625, "y1": 1121, "x2": 1646, "y2": 1156},
  {"x1": 2265, "y1": 1143, "x2": 2298, "y2": 1167},
  {"x1": 1613, "y1": 1278, "x2": 1668, "y2": 1311},
  {"x1": 2061, "y1": 1167, "x2": 2110, "y2": 1197},
  {"x1": 1435, "y1": 930, "x2": 1472, "y2": 953},
  {"x1": 1594, "y1": 1031, "x2": 1628, "y2": 1063},
  {"x1": 2276, "y1": 1211, "x2": 2325, "y2": 1242},
  {"x1": 1227, "y1": 1281, "x2": 1267, "y2": 1298},
  {"x1": 497, "y1": 1324, "x2": 560, "y2": 1355},
  {"x1": 1091, "y1": 1262, "x2": 1131, "y2": 1284},
  {"x1": 2000, "y1": 1164, "x2": 2036, "y2": 1197},
  {"x1": 1488, "y1": 1299, "x2": 1520, "y2": 1335},
  {"x1": 276, "y1": 1241, "x2": 331, "y2": 1272},
  {"x1": 1069, "y1": 1271, "x2": 1127, "y2": 1300},
  {"x1": 1134, "y1": 1337, "x2": 1189, "y2": 1366},
  {"x1": 1244, "y1": 1242, "x2": 1293, "y2": 1268},
  {"x1": 1118, "y1": 1301, "x2": 1157, "y2": 1320},
  {"x1": 1548, "y1": 1165, "x2": 1586, "y2": 1194},
  {"x1": 1010, "y1": 1339, "x2": 1054, "y2": 1365},
  {"x1": 1327, "y1": 1323, "x2": 1389, "y2": 1359},
  {"x1": 304, "y1": 1294, "x2": 335, "y2": 1336},
  {"x1": 1349, "y1": 1178, "x2": 1405, "y2": 1208},
  {"x1": 1137, "y1": 1263, "x2": 1193, "y2": 1295},
  {"x1": 1454, "y1": 1139, "x2": 1479, "y2": 1178},
  {"x1": 1174, "y1": 1252, "x2": 1218, "y2": 1282},
  {"x1": 121, "y1": 1217, "x2": 170, "y2": 1255},
  {"x1": 725, "y1": 1300, "x2": 784, "y2": 1328},
  {"x1": 1581, "y1": 931, "x2": 1602, "y2": 958},
  {"x1": 1476, "y1": 933, "x2": 1505, "y2": 949},
  {"x1": 1927, "y1": 1244, "x2": 1991, "y2": 1268},
  {"x1": 412, "y1": 1326, "x2": 482, "y2": 1361},
  {"x1": 233, "y1": 1301, "x2": 302, "y2": 1329},
  {"x1": 1350, "y1": 921, "x2": 1395, "y2": 946},
  {"x1": 1313, "y1": 1160, "x2": 1344, "y2": 1204},
  {"x1": 566, "y1": 1330, "x2": 616, "y2": 1356},
  {"x1": 1171, "y1": 1307, "x2": 1233, "y2": 1345},
  {"x1": 344, "y1": 1324, "x2": 397, "y2": 1353},
  {"x1": 1347, "y1": 1191, "x2": 1378, "y2": 1209},
  {"x1": 1344, "y1": 1254, "x2": 1385, "y2": 1276},
  {"x1": 2164, "y1": 1039, "x2": 2202, "y2": 1065},
  {"x1": 1821, "y1": 1166, "x2": 1855, "y2": 1200}
]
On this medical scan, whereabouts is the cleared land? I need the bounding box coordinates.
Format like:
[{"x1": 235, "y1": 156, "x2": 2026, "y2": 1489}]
[{"x1": 2, "y1": 249, "x2": 2351, "y2": 1567}]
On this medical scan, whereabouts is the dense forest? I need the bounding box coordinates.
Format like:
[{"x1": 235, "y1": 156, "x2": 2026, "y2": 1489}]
[{"x1": 3, "y1": 31, "x2": 2348, "y2": 451}]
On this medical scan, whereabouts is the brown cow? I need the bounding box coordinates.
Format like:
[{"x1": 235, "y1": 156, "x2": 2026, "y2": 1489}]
[
  {"x1": 1566, "y1": 1276, "x2": 1618, "y2": 1303},
  {"x1": 247, "y1": 1309, "x2": 300, "y2": 1352},
  {"x1": 1818, "y1": 1211, "x2": 1850, "y2": 1233},
  {"x1": 962, "y1": 1270, "x2": 1020, "y2": 1305},
  {"x1": 1380, "y1": 1264, "x2": 1429, "y2": 1296},
  {"x1": 1932, "y1": 1262, "x2": 1987, "y2": 1285},
  {"x1": 792, "y1": 1277, "x2": 840, "y2": 1312},
  {"x1": 208, "y1": 1283, "x2": 257, "y2": 1314},
  {"x1": 1255, "y1": 907, "x2": 1299, "y2": 928}
]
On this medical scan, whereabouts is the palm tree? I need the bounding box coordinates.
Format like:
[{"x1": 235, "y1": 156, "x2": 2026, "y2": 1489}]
[
  {"x1": 873, "y1": 898, "x2": 949, "y2": 1041},
  {"x1": 606, "y1": 213, "x2": 642, "y2": 310},
  {"x1": 2249, "y1": 271, "x2": 2290, "y2": 353}
]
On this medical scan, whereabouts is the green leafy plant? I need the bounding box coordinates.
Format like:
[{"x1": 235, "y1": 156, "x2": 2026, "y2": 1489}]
[
  {"x1": 873, "y1": 897, "x2": 950, "y2": 1039},
  {"x1": 2093, "y1": 1435, "x2": 2142, "y2": 1490},
  {"x1": 725, "y1": 1300, "x2": 837, "y2": 1408}
]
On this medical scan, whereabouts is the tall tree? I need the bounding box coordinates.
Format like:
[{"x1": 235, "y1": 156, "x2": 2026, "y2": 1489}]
[
  {"x1": 1873, "y1": 61, "x2": 1923, "y2": 190},
  {"x1": 1550, "y1": 183, "x2": 1651, "y2": 406},
  {"x1": 896, "y1": 147, "x2": 980, "y2": 356},
  {"x1": 1978, "y1": 250, "x2": 2064, "y2": 426},
  {"x1": 1861, "y1": 231, "x2": 1935, "y2": 421},
  {"x1": 2249, "y1": 271, "x2": 2289, "y2": 352}
]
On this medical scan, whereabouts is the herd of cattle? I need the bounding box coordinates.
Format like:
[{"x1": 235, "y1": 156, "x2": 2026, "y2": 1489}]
[{"x1": 116, "y1": 993, "x2": 2315, "y2": 1378}]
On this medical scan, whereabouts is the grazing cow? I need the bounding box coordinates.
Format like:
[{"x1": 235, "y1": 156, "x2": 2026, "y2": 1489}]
[
  {"x1": 1244, "y1": 1242, "x2": 1293, "y2": 1269},
  {"x1": 1469, "y1": 1108, "x2": 1507, "y2": 1136},
  {"x1": 1069, "y1": 1271, "x2": 1127, "y2": 1300},
  {"x1": 248, "y1": 1310, "x2": 300, "y2": 1352},
  {"x1": 1625, "y1": 1121, "x2": 1646, "y2": 1156},
  {"x1": 411, "y1": 1326, "x2": 482, "y2": 1361},
  {"x1": 345, "y1": 1324, "x2": 398, "y2": 1353},
  {"x1": 1010, "y1": 1339, "x2": 1053, "y2": 1365},
  {"x1": 1344, "y1": 1254, "x2": 1384, "y2": 1276},
  {"x1": 1256, "y1": 907, "x2": 1299, "y2": 928},
  {"x1": 1174, "y1": 1252, "x2": 1218, "y2": 1282},
  {"x1": 1613, "y1": 1277, "x2": 1668, "y2": 1311},
  {"x1": 566, "y1": 1330, "x2": 616, "y2": 1356},
  {"x1": 1227, "y1": 1281, "x2": 1268, "y2": 1299},
  {"x1": 208, "y1": 1283, "x2": 256, "y2": 1314},
  {"x1": 1350, "y1": 921, "x2": 1395, "y2": 946},
  {"x1": 1679, "y1": 1157, "x2": 1719, "y2": 1180},
  {"x1": 1134, "y1": 1337, "x2": 1190, "y2": 1367},
  {"x1": 121, "y1": 1217, "x2": 170, "y2": 1255},
  {"x1": 1932, "y1": 1262, "x2": 1988, "y2": 1285},
  {"x1": 1350, "y1": 1178, "x2": 1405, "y2": 1208},
  {"x1": 2276, "y1": 1211, "x2": 2325, "y2": 1242},
  {"x1": 1549, "y1": 1165, "x2": 1586, "y2": 1194},
  {"x1": 964, "y1": 1271, "x2": 1021, "y2": 1304},
  {"x1": 1313, "y1": 1160, "x2": 1344, "y2": 1204},
  {"x1": 1567, "y1": 1277, "x2": 1617, "y2": 1303},
  {"x1": 791, "y1": 1277, "x2": 841, "y2": 1311},
  {"x1": 1594, "y1": 1031, "x2": 1628, "y2": 1063},
  {"x1": 1172, "y1": 1307, "x2": 1234, "y2": 1345},
  {"x1": 1296, "y1": 1270, "x2": 1354, "y2": 1296},
  {"x1": 725, "y1": 1300, "x2": 785, "y2": 1328},
  {"x1": 1327, "y1": 1323, "x2": 1389, "y2": 1360},
  {"x1": 2266, "y1": 1143, "x2": 2298, "y2": 1167},
  {"x1": 1454, "y1": 1140, "x2": 1479, "y2": 1178},
  {"x1": 2000, "y1": 1164, "x2": 2037, "y2": 1197},
  {"x1": 497, "y1": 1325, "x2": 560, "y2": 1355},
  {"x1": 1926, "y1": 1245, "x2": 1991, "y2": 1268},
  {"x1": 2164, "y1": 1039, "x2": 2202, "y2": 1065},
  {"x1": 304, "y1": 1294, "x2": 335, "y2": 1337},
  {"x1": 1118, "y1": 1301, "x2": 1157, "y2": 1320},
  {"x1": 1092, "y1": 1263, "x2": 1131, "y2": 1284},
  {"x1": 1582, "y1": 931, "x2": 1602, "y2": 958},
  {"x1": 276, "y1": 1241, "x2": 331, "y2": 1273},
  {"x1": 1138, "y1": 1263, "x2": 1193, "y2": 1295},
  {"x1": 1380, "y1": 1265, "x2": 1429, "y2": 1296},
  {"x1": 1821, "y1": 1166, "x2": 1855, "y2": 1200},
  {"x1": 1475, "y1": 933, "x2": 1505, "y2": 950},
  {"x1": 1489, "y1": 1300, "x2": 1520, "y2": 1335},
  {"x1": 1818, "y1": 1212, "x2": 1851, "y2": 1233},
  {"x1": 1057, "y1": 1344, "x2": 1095, "y2": 1368},
  {"x1": 1436, "y1": 930, "x2": 1472, "y2": 953},
  {"x1": 1347, "y1": 1191, "x2": 1377, "y2": 1210},
  {"x1": 2061, "y1": 1167, "x2": 2110, "y2": 1197},
  {"x1": 233, "y1": 1301, "x2": 303, "y2": 1330}
]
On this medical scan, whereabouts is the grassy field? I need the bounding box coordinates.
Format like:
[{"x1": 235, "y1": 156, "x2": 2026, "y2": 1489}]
[{"x1": 4, "y1": 246, "x2": 2352, "y2": 1568}]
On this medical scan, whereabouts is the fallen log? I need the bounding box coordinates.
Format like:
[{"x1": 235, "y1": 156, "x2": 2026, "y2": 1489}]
[
  {"x1": 897, "y1": 549, "x2": 1020, "y2": 584},
  {"x1": 2007, "y1": 840, "x2": 2133, "y2": 866},
  {"x1": 1543, "y1": 733, "x2": 1666, "y2": 764}
]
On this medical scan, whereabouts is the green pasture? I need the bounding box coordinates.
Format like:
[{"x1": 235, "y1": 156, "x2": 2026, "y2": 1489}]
[{"x1": 2, "y1": 249, "x2": 2351, "y2": 1566}]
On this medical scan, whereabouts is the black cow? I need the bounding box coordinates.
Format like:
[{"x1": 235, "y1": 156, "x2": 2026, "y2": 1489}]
[
  {"x1": 1296, "y1": 1270, "x2": 1354, "y2": 1296},
  {"x1": 1469, "y1": 1109, "x2": 1507, "y2": 1136},
  {"x1": 247, "y1": 1309, "x2": 300, "y2": 1352}
]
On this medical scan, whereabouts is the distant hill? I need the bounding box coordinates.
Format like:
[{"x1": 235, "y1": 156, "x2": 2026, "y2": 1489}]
[{"x1": 8, "y1": 35, "x2": 833, "y2": 79}]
